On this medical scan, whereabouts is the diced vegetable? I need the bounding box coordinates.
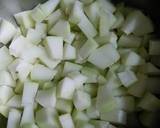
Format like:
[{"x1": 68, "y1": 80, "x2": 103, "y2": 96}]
[
  {"x1": 138, "y1": 92, "x2": 160, "y2": 111},
  {"x1": 0, "y1": 19, "x2": 17, "y2": 44},
  {"x1": 79, "y1": 38, "x2": 98, "y2": 59},
  {"x1": 88, "y1": 43, "x2": 120, "y2": 69},
  {"x1": 0, "y1": 86, "x2": 14, "y2": 105},
  {"x1": 7, "y1": 109, "x2": 21, "y2": 128},
  {"x1": 21, "y1": 82, "x2": 39, "y2": 106},
  {"x1": 67, "y1": 71, "x2": 87, "y2": 89},
  {"x1": 36, "y1": 87, "x2": 56, "y2": 108},
  {"x1": 35, "y1": 108, "x2": 60, "y2": 128},
  {"x1": 63, "y1": 62, "x2": 82, "y2": 75},
  {"x1": 57, "y1": 77, "x2": 75, "y2": 100},
  {"x1": 121, "y1": 10, "x2": 153, "y2": 35},
  {"x1": 56, "y1": 98, "x2": 73, "y2": 113},
  {"x1": 100, "y1": 110, "x2": 127, "y2": 125},
  {"x1": 99, "y1": 10, "x2": 116, "y2": 36},
  {"x1": 0, "y1": 70, "x2": 15, "y2": 87},
  {"x1": 9, "y1": 36, "x2": 34, "y2": 57},
  {"x1": 0, "y1": 46, "x2": 13, "y2": 70},
  {"x1": 45, "y1": 36, "x2": 63, "y2": 60},
  {"x1": 59, "y1": 113, "x2": 75, "y2": 128},
  {"x1": 118, "y1": 35, "x2": 142, "y2": 48},
  {"x1": 73, "y1": 90, "x2": 91, "y2": 111},
  {"x1": 7, "y1": 95, "x2": 21, "y2": 108},
  {"x1": 72, "y1": 110, "x2": 89, "y2": 123},
  {"x1": 20, "y1": 105, "x2": 35, "y2": 127},
  {"x1": 149, "y1": 40, "x2": 160, "y2": 55},
  {"x1": 31, "y1": 64, "x2": 57, "y2": 81},
  {"x1": 117, "y1": 70, "x2": 138, "y2": 87},
  {"x1": 63, "y1": 43, "x2": 76, "y2": 60}
]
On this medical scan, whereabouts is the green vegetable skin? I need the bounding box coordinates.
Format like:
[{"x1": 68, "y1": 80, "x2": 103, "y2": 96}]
[{"x1": 0, "y1": 0, "x2": 159, "y2": 128}]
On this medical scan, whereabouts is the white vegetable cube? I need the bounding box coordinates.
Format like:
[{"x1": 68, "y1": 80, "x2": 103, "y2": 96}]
[
  {"x1": 0, "y1": 86, "x2": 14, "y2": 105},
  {"x1": 63, "y1": 43, "x2": 76, "y2": 60},
  {"x1": 63, "y1": 62, "x2": 82, "y2": 75},
  {"x1": 122, "y1": 51, "x2": 145, "y2": 66},
  {"x1": 79, "y1": 38, "x2": 98, "y2": 59},
  {"x1": 84, "y1": 1, "x2": 100, "y2": 27},
  {"x1": 90, "y1": 120, "x2": 110, "y2": 128},
  {"x1": 7, "y1": 59, "x2": 20, "y2": 80},
  {"x1": 46, "y1": 9, "x2": 63, "y2": 28},
  {"x1": 81, "y1": 66, "x2": 99, "y2": 83},
  {"x1": 31, "y1": 64, "x2": 57, "y2": 81},
  {"x1": 16, "y1": 60, "x2": 33, "y2": 82},
  {"x1": 69, "y1": 1, "x2": 83, "y2": 24},
  {"x1": 121, "y1": 10, "x2": 153, "y2": 35},
  {"x1": 49, "y1": 19, "x2": 71, "y2": 43},
  {"x1": 73, "y1": 90, "x2": 91, "y2": 111},
  {"x1": 14, "y1": 11, "x2": 34, "y2": 30},
  {"x1": 138, "y1": 92, "x2": 160, "y2": 111},
  {"x1": 35, "y1": 108, "x2": 60, "y2": 128},
  {"x1": 36, "y1": 87, "x2": 56, "y2": 108},
  {"x1": 40, "y1": 0, "x2": 60, "y2": 17},
  {"x1": 56, "y1": 98, "x2": 73, "y2": 113},
  {"x1": 88, "y1": 44, "x2": 120, "y2": 69},
  {"x1": 86, "y1": 99, "x2": 100, "y2": 119},
  {"x1": 118, "y1": 70, "x2": 138, "y2": 87},
  {"x1": 60, "y1": 0, "x2": 75, "y2": 14},
  {"x1": 72, "y1": 110, "x2": 89, "y2": 122},
  {"x1": 118, "y1": 35, "x2": 142, "y2": 48},
  {"x1": 100, "y1": 110, "x2": 126, "y2": 125},
  {"x1": 99, "y1": 11, "x2": 116, "y2": 36},
  {"x1": 149, "y1": 40, "x2": 160, "y2": 55},
  {"x1": 7, "y1": 95, "x2": 22, "y2": 108},
  {"x1": 0, "y1": 105, "x2": 9, "y2": 117},
  {"x1": 20, "y1": 105, "x2": 35, "y2": 126},
  {"x1": 0, "y1": 46, "x2": 13, "y2": 70},
  {"x1": 0, "y1": 70, "x2": 15, "y2": 87},
  {"x1": 45, "y1": 36, "x2": 63, "y2": 60},
  {"x1": 35, "y1": 22, "x2": 47, "y2": 38},
  {"x1": 97, "y1": 0, "x2": 116, "y2": 13},
  {"x1": 57, "y1": 77, "x2": 75, "y2": 100},
  {"x1": 9, "y1": 36, "x2": 34, "y2": 57},
  {"x1": 26, "y1": 29, "x2": 42, "y2": 45},
  {"x1": 31, "y1": 5, "x2": 46, "y2": 22},
  {"x1": 0, "y1": 19, "x2": 17, "y2": 44},
  {"x1": 59, "y1": 114, "x2": 75, "y2": 128},
  {"x1": 7, "y1": 109, "x2": 21, "y2": 128},
  {"x1": 21, "y1": 82, "x2": 39, "y2": 106},
  {"x1": 76, "y1": 122, "x2": 95, "y2": 128},
  {"x1": 20, "y1": 46, "x2": 43, "y2": 63},
  {"x1": 78, "y1": 13, "x2": 97, "y2": 38},
  {"x1": 38, "y1": 46, "x2": 61, "y2": 69},
  {"x1": 67, "y1": 71, "x2": 87, "y2": 89}
]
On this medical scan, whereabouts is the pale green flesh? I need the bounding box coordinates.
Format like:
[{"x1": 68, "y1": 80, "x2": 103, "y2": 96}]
[{"x1": 0, "y1": 0, "x2": 159, "y2": 128}]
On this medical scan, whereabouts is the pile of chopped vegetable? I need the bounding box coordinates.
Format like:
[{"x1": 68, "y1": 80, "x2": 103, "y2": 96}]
[{"x1": 0, "y1": 0, "x2": 160, "y2": 128}]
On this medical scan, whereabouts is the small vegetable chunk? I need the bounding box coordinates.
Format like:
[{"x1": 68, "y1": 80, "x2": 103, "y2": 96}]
[
  {"x1": 36, "y1": 87, "x2": 56, "y2": 108},
  {"x1": 73, "y1": 90, "x2": 91, "y2": 111},
  {"x1": 0, "y1": 46, "x2": 13, "y2": 70},
  {"x1": 88, "y1": 44, "x2": 120, "y2": 69},
  {"x1": 63, "y1": 43, "x2": 76, "y2": 60},
  {"x1": 121, "y1": 10, "x2": 153, "y2": 35},
  {"x1": 0, "y1": 19, "x2": 17, "y2": 44},
  {"x1": 7, "y1": 109, "x2": 21, "y2": 128},
  {"x1": 57, "y1": 77, "x2": 75, "y2": 100},
  {"x1": 118, "y1": 70, "x2": 138, "y2": 87},
  {"x1": 45, "y1": 36, "x2": 63, "y2": 60},
  {"x1": 31, "y1": 64, "x2": 57, "y2": 81},
  {"x1": 21, "y1": 82, "x2": 39, "y2": 106},
  {"x1": 0, "y1": 86, "x2": 14, "y2": 105},
  {"x1": 59, "y1": 113, "x2": 75, "y2": 128}
]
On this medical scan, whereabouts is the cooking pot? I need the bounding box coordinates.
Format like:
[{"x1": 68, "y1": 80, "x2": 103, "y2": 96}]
[{"x1": 0, "y1": 0, "x2": 160, "y2": 128}]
